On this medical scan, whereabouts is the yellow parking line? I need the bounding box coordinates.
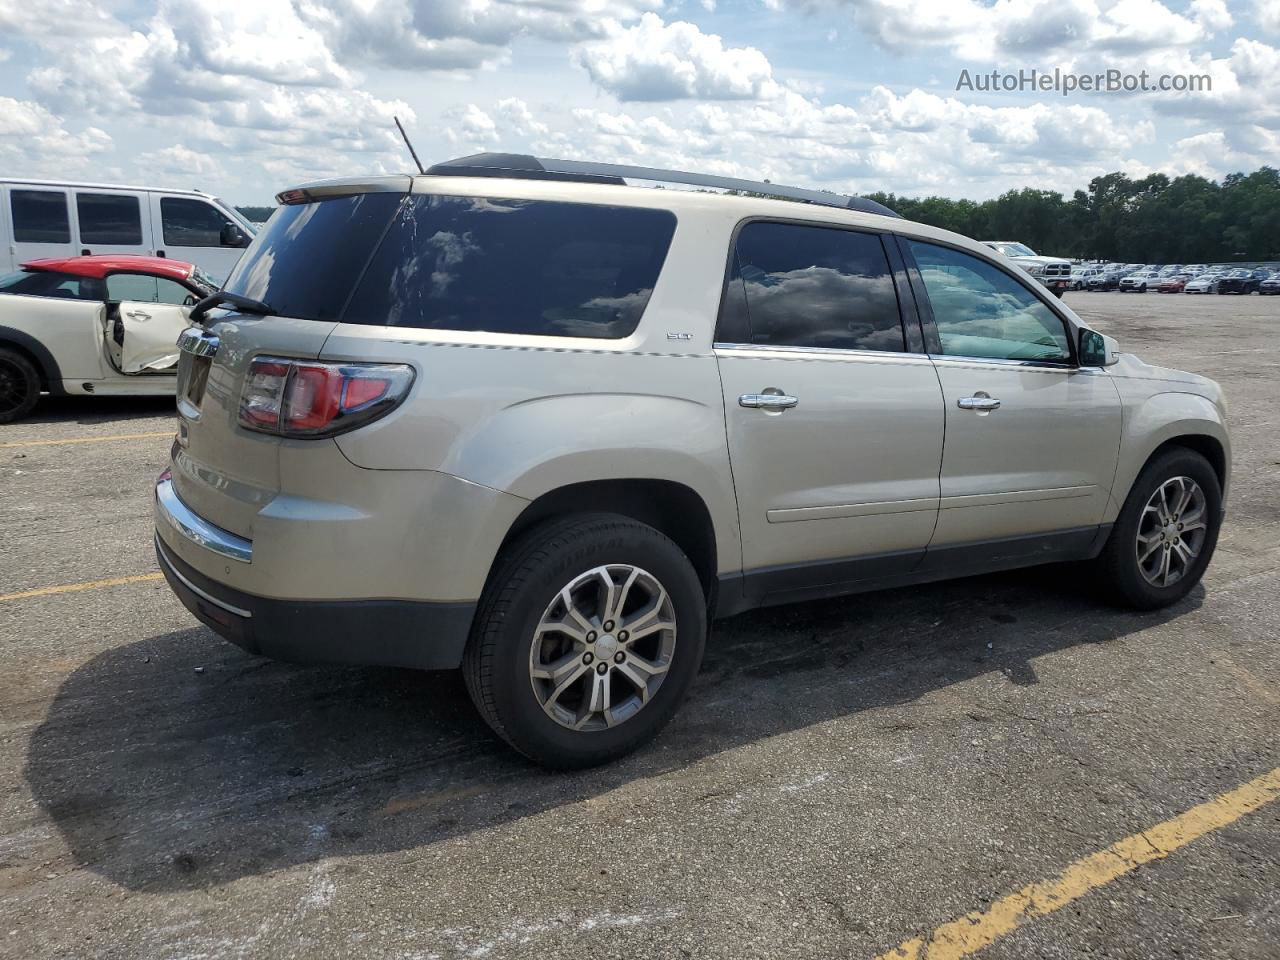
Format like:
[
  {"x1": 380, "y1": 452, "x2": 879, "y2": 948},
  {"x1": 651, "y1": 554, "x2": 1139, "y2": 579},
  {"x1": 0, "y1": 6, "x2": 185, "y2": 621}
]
[
  {"x1": 0, "y1": 431, "x2": 173, "y2": 449},
  {"x1": 0, "y1": 572, "x2": 164, "y2": 603},
  {"x1": 876, "y1": 766, "x2": 1280, "y2": 960}
]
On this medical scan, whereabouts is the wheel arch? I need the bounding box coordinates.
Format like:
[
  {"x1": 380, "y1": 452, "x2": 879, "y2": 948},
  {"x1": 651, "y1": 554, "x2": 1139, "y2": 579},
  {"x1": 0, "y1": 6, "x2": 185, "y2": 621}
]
[
  {"x1": 0, "y1": 325, "x2": 64, "y2": 393},
  {"x1": 497, "y1": 478, "x2": 721, "y2": 606},
  {"x1": 1110, "y1": 400, "x2": 1230, "y2": 520}
]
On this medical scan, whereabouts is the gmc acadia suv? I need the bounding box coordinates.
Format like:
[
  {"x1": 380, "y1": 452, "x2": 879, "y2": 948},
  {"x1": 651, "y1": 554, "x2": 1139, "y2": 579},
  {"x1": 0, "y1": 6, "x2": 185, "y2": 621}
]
[{"x1": 155, "y1": 153, "x2": 1230, "y2": 768}]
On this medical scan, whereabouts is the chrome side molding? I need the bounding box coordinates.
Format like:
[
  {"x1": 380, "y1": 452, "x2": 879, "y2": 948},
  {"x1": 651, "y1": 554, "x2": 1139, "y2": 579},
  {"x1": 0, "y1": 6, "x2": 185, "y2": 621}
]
[{"x1": 154, "y1": 476, "x2": 252, "y2": 564}]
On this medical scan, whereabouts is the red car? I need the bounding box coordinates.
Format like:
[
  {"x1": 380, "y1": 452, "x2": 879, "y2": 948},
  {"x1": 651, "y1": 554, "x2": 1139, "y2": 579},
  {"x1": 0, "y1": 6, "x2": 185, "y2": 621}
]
[{"x1": 1157, "y1": 275, "x2": 1191, "y2": 293}]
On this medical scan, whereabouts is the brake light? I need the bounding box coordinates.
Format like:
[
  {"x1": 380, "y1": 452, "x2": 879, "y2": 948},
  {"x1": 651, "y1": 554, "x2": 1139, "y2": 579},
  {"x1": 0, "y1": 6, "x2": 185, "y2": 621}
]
[{"x1": 238, "y1": 357, "x2": 414, "y2": 438}]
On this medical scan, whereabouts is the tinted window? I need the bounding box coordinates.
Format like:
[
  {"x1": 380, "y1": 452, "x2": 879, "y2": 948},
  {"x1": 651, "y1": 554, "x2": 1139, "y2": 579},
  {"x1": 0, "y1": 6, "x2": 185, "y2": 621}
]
[
  {"x1": 345, "y1": 195, "x2": 676, "y2": 339},
  {"x1": 11, "y1": 190, "x2": 71, "y2": 243},
  {"x1": 0, "y1": 269, "x2": 103, "y2": 301},
  {"x1": 106, "y1": 274, "x2": 160, "y2": 302},
  {"x1": 77, "y1": 193, "x2": 143, "y2": 245},
  {"x1": 161, "y1": 197, "x2": 232, "y2": 247},
  {"x1": 907, "y1": 241, "x2": 1071, "y2": 363},
  {"x1": 721, "y1": 221, "x2": 904, "y2": 352},
  {"x1": 221, "y1": 193, "x2": 402, "y2": 323}
]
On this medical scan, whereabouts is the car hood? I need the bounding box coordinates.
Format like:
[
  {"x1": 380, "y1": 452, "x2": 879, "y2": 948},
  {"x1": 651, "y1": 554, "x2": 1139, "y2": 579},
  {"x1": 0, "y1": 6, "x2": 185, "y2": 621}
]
[
  {"x1": 1110, "y1": 353, "x2": 1219, "y2": 392},
  {"x1": 1009, "y1": 255, "x2": 1072, "y2": 266}
]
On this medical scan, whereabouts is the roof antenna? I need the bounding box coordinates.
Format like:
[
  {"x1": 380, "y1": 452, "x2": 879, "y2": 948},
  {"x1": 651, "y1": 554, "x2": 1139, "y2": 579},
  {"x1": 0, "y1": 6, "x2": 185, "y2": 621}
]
[{"x1": 394, "y1": 116, "x2": 425, "y2": 175}]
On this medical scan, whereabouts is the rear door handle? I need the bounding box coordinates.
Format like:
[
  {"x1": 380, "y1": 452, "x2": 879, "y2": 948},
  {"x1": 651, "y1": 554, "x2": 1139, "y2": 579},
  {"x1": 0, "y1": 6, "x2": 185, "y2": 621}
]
[
  {"x1": 740, "y1": 392, "x2": 798, "y2": 410},
  {"x1": 957, "y1": 394, "x2": 1001, "y2": 412}
]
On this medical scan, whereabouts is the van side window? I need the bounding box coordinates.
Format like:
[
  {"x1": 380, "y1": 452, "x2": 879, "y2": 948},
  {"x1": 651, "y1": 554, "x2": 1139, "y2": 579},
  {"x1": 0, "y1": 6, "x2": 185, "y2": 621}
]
[
  {"x1": 906, "y1": 240, "x2": 1072, "y2": 363},
  {"x1": 77, "y1": 193, "x2": 143, "y2": 245},
  {"x1": 161, "y1": 197, "x2": 232, "y2": 247},
  {"x1": 11, "y1": 190, "x2": 71, "y2": 243},
  {"x1": 720, "y1": 221, "x2": 905, "y2": 352}
]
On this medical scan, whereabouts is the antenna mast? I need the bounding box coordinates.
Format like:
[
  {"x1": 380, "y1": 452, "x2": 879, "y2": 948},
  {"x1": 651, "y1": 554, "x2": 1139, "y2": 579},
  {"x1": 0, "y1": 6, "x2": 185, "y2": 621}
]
[{"x1": 394, "y1": 116, "x2": 425, "y2": 175}]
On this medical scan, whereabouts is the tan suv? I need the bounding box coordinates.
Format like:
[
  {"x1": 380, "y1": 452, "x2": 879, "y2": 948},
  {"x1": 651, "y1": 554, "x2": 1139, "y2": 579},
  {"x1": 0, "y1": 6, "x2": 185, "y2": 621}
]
[{"x1": 154, "y1": 153, "x2": 1230, "y2": 768}]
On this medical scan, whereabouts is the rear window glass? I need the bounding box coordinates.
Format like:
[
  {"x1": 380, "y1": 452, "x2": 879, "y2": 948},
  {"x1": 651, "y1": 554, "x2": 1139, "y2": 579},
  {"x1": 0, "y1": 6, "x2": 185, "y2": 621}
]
[
  {"x1": 11, "y1": 190, "x2": 71, "y2": 243},
  {"x1": 0, "y1": 269, "x2": 103, "y2": 301},
  {"x1": 220, "y1": 193, "x2": 403, "y2": 323},
  {"x1": 344, "y1": 195, "x2": 676, "y2": 339}
]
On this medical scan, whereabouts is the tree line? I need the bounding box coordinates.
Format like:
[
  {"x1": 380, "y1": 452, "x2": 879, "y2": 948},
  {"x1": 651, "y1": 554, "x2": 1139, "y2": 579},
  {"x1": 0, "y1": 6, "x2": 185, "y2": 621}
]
[{"x1": 865, "y1": 167, "x2": 1280, "y2": 263}]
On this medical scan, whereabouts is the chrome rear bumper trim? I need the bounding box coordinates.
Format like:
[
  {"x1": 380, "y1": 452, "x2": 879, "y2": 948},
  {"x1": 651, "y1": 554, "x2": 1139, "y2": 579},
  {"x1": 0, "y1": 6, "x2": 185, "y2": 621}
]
[
  {"x1": 155, "y1": 536, "x2": 253, "y2": 619},
  {"x1": 155, "y1": 476, "x2": 253, "y2": 564}
]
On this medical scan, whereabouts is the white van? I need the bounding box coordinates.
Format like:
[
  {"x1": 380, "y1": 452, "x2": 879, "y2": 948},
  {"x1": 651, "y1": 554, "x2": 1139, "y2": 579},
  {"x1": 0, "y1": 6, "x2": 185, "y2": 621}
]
[{"x1": 0, "y1": 179, "x2": 257, "y2": 283}]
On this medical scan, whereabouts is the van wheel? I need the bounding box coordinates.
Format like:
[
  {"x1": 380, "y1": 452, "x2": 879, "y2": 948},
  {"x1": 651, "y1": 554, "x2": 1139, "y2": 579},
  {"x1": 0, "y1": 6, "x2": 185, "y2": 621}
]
[
  {"x1": 1094, "y1": 448, "x2": 1222, "y2": 610},
  {"x1": 463, "y1": 514, "x2": 706, "y2": 769},
  {"x1": 0, "y1": 348, "x2": 40, "y2": 424}
]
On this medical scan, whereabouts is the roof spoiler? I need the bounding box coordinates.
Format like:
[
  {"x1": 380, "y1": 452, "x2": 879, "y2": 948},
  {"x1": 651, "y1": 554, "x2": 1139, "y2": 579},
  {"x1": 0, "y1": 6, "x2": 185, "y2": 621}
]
[{"x1": 425, "y1": 153, "x2": 900, "y2": 218}]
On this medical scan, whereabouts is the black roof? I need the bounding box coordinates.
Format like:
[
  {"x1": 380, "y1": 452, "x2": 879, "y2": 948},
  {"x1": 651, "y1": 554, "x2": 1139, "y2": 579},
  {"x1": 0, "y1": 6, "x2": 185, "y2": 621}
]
[{"x1": 426, "y1": 152, "x2": 900, "y2": 219}]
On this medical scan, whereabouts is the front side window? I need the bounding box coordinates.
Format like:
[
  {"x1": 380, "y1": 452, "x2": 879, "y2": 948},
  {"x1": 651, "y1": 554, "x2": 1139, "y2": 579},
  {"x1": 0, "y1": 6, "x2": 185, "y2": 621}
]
[
  {"x1": 161, "y1": 197, "x2": 234, "y2": 247},
  {"x1": 11, "y1": 190, "x2": 71, "y2": 243},
  {"x1": 345, "y1": 195, "x2": 677, "y2": 339},
  {"x1": 719, "y1": 221, "x2": 904, "y2": 352},
  {"x1": 0, "y1": 269, "x2": 103, "y2": 301},
  {"x1": 77, "y1": 193, "x2": 143, "y2": 245},
  {"x1": 907, "y1": 240, "x2": 1071, "y2": 363},
  {"x1": 106, "y1": 273, "x2": 159, "y2": 303},
  {"x1": 156, "y1": 277, "x2": 198, "y2": 305}
]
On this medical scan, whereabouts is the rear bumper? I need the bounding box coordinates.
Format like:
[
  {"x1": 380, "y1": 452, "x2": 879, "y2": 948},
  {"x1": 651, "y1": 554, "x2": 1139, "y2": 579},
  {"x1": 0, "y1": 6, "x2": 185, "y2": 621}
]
[{"x1": 156, "y1": 533, "x2": 475, "y2": 670}]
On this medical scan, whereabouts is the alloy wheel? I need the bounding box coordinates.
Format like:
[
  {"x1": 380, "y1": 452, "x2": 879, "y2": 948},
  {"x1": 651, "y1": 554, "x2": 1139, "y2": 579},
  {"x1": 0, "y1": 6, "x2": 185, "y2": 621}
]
[
  {"x1": 1136, "y1": 476, "x2": 1208, "y2": 587},
  {"x1": 0, "y1": 357, "x2": 27, "y2": 417},
  {"x1": 528, "y1": 564, "x2": 677, "y2": 731}
]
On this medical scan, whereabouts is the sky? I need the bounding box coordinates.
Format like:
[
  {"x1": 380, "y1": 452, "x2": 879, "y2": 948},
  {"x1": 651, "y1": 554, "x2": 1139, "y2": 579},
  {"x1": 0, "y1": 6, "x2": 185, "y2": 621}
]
[{"x1": 1, "y1": 0, "x2": 1278, "y2": 205}]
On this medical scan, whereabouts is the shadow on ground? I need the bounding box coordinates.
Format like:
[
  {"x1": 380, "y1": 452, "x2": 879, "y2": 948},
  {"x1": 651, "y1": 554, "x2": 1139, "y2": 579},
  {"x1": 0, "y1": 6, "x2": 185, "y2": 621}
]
[
  {"x1": 25, "y1": 395, "x2": 176, "y2": 426},
  {"x1": 24, "y1": 566, "x2": 1200, "y2": 892}
]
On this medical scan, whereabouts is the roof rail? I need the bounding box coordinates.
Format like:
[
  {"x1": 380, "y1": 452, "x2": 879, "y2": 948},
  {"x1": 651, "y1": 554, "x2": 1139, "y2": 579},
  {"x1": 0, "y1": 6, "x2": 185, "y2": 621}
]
[{"x1": 425, "y1": 153, "x2": 900, "y2": 219}]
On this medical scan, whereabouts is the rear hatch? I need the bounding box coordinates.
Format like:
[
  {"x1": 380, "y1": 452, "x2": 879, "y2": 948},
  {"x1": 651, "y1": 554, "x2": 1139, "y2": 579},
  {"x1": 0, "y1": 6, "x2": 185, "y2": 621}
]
[{"x1": 171, "y1": 182, "x2": 409, "y2": 538}]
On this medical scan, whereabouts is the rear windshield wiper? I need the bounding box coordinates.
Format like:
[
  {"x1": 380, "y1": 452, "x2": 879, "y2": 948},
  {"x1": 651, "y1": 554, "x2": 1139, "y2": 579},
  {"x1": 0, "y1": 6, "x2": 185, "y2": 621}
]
[{"x1": 190, "y1": 291, "x2": 276, "y2": 324}]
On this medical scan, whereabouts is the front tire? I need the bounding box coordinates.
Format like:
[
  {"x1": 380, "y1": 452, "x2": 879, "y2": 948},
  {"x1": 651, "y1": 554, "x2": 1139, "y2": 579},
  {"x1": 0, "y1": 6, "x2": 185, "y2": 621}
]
[
  {"x1": 0, "y1": 348, "x2": 40, "y2": 424},
  {"x1": 463, "y1": 514, "x2": 706, "y2": 768},
  {"x1": 1094, "y1": 448, "x2": 1222, "y2": 610}
]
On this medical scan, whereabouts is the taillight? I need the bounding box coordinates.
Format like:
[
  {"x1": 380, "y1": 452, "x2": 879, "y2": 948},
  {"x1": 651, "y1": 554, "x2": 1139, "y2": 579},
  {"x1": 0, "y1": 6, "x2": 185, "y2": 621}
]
[{"x1": 238, "y1": 357, "x2": 414, "y2": 438}]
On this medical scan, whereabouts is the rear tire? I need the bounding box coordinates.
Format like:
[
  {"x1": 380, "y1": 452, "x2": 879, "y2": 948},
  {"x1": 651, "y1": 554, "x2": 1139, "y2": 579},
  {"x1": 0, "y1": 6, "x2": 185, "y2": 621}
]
[
  {"x1": 0, "y1": 348, "x2": 40, "y2": 424},
  {"x1": 463, "y1": 514, "x2": 706, "y2": 769},
  {"x1": 1093, "y1": 448, "x2": 1222, "y2": 610}
]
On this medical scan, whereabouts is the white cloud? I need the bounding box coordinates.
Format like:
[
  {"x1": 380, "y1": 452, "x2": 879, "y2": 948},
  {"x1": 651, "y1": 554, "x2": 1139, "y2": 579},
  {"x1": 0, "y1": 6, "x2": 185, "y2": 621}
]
[
  {"x1": 1255, "y1": 0, "x2": 1280, "y2": 32},
  {"x1": 296, "y1": 0, "x2": 661, "y2": 71},
  {"x1": 575, "y1": 13, "x2": 780, "y2": 100},
  {"x1": 0, "y1": 96, "x2": 112, "y2": 174}
]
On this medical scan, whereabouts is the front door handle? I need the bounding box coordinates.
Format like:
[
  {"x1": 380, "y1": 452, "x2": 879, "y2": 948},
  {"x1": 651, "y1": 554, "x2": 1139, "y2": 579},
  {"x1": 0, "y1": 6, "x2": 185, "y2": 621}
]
[
  {"x1": 957, "y1": 393, "x2": 1001, "y2": 412},
  {"x1": 125, "y1": 310, "x2": 152, "y2": 321},
  {"x1": 739, "y1": 392, "x2": 799, "y2": 410}
]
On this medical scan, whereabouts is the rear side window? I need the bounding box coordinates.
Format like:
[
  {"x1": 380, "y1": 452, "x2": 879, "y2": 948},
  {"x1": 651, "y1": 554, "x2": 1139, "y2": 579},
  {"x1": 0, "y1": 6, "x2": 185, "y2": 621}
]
[
  {"x1": 345, "y1": 195, "x2": 676, "y2": 339},
  {"x1": 161, "y1": 197, "x2": 233, "y2": 247},
  {"x1": 0, "y1": 269, "x2": 104, "y2": 301},
  {"x1": 77, "y1": 193, "x2": 143, "y2": 245},
  {"x1": 221, "y1": 193, "x2": 403, "y2": 323},
  {"x1": 719, "y1": 221, "x2": 904, "y2": 352},
  {"x1": 11, "y1": 190, "x2": 71, "y2": 243}
]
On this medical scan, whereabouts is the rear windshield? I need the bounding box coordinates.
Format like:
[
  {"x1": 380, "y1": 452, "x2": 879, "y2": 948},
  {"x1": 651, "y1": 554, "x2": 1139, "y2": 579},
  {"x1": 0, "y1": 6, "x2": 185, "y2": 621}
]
[
  {"x1": 220, "y1": 192, "x2": 403, "y2": 323},
  {"x1": 344, "y1": 195, "x2": 676, "y2": 339}
]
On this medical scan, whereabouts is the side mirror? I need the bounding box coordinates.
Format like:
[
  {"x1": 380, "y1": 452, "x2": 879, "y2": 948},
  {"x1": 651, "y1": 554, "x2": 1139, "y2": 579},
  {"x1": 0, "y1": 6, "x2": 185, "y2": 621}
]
[
  {"x1": 1079, "y1": 328, "x2": 1119, "y2": 367},
  {"x1": 220, "y1": 223, "x2": 249, "y2": 248}
]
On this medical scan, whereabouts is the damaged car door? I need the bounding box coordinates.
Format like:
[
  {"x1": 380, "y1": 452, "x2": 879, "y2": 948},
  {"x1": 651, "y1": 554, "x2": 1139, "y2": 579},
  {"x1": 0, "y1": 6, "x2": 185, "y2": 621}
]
[{"x1": 104, "y1": 272, "x2": 194, "y2": 373}]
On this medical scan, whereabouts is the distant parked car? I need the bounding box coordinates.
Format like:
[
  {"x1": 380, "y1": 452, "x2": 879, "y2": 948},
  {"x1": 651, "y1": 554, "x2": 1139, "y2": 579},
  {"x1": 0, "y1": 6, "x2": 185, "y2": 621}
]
[
  {"x1": 981, "y1": 241, "x2": 1073, "y2": 297},
  {"x1": 1217, "y1": 269, "x2": 1262, "y2": 295},
  {"x1": 1069, "y1": 266, "x2": 1103, "y2": 290},
  {"x1": 1184, "y1": 274, "x2": 1221, "y2": 295},
  {"x1": 0, "y1": 254, "x2": 212, "y2": 421},
  {"x1": 1157, "y1": 274, "x2": 1192, "y2": 293},
  {"x1": 1119, "y1": 270, "x2": 1161, "y2": 292},
  {"x1": 1258, "y1": 272, "x2": 1280, "y2": 295},
  {"x1": 1088, "y1": 268, "x2": 1130, "y2": 291}
]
